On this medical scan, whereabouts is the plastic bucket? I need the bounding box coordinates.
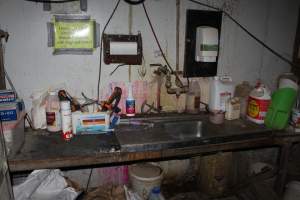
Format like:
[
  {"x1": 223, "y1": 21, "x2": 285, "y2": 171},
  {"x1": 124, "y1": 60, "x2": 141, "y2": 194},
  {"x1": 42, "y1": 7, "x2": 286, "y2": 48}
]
[
  {"x1": 284, "y1": 181, "x2": 300, "y2": 200},
  {"x1": 265, "y1": 88, "x2": 297, "y2": 129},
  {"x1": 129, "y1": 163, "x2": 163, "y2": 199}
]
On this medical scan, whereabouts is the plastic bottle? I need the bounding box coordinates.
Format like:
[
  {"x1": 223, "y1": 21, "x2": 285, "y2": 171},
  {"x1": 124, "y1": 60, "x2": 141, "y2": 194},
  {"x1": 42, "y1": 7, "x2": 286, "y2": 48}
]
[
  {"x1": 46, "y1": 91, "x2": 61, "y2": 132},
  {"x1": 278, "y1": 72, "x2": 299, "y2": 91},
  {"x1": 246, "y1": 83, "x2": 271, "y2": 124},
  {"x1": 234, "y1": 81, "x2": 253, "y2": 117},
  {"x1": 186, "y1": 79, "x2": 201, "y2": 113},
  {"x1": 60, "y1": 101, "x2": 73, "y2": 141},
  {"x1": 225, "y1": 97, "x2": 241, "y2": 120},
  {"x1": 209, "y1": 76, "x2": 234, "y2": 112},
  {"x1": 148, "y1": 187, "x2": 165, "y2": 200},
  {"x1": 126, "y1": 82, "x2": 135, "y2": 117}
]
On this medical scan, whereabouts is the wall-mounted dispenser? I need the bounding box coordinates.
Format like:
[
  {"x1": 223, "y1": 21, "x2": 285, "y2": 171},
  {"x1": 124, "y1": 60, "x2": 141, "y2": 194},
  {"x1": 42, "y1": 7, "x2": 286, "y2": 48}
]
[
  {"x1": 195, "y1": 26, "x2": 219, "y2": 63},
  {"x1": 103, "y1": 33, "x2": 143, "y2": 65},
  {"x1": 184, "y1": 10, "x2": 222, "y2": 77}
]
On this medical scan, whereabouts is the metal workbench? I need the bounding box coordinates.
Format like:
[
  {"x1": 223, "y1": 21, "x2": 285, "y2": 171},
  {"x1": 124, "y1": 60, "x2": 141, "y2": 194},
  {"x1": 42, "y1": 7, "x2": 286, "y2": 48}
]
[{"x1": 7, "y1": 114, "x2": 300, "y2": 195}]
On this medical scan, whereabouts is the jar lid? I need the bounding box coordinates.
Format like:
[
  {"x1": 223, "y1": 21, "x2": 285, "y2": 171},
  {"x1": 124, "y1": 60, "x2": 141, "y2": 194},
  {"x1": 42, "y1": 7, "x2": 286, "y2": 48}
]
[{"x1": 130, "y1": 163, "x2": 161, "y2": 178}]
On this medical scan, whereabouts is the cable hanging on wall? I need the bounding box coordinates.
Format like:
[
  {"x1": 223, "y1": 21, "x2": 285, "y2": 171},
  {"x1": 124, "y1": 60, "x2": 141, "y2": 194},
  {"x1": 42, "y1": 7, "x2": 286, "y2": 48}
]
[
  {"x1": 187, "y1": 0, "x2": 298, "y2": 68},
  {"x1": 25, "y1": 0, "x2": 79, "y2": 3},
  {"x1": 96, "y1": 0, "x2": 121, "y2": 101},
  {"x1": 123, "y1": 0, "x2": 145, "y2": 5},
  {"x1": 142, "y1": 2, "x2": 186, "y2": 88}
]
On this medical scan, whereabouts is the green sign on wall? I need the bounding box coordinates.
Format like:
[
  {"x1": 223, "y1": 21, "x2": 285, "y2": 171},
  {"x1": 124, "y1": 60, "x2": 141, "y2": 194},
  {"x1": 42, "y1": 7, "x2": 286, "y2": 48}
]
[{"x1": 54, "y1": 20, "x2": 94, "y2": 49}]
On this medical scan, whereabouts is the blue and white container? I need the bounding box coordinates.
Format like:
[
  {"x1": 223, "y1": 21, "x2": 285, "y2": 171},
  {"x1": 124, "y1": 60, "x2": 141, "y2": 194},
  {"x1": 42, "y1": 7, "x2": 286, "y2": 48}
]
[
  {"x1": 0, "y1": 90, "x2": 16, "y2": 104},
  {"x1": 0, "y1": 102, "x2": 19, "y2": 121},
  {"x1": 72, "y1": 111, "x2": 110, "y2": 134}
]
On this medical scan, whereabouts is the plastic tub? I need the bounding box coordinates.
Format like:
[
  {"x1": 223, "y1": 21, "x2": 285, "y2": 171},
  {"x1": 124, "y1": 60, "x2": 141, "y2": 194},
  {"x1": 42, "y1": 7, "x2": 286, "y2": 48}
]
[{"x1": 129, "y1": 163, "x2": 163, "y2": 199}]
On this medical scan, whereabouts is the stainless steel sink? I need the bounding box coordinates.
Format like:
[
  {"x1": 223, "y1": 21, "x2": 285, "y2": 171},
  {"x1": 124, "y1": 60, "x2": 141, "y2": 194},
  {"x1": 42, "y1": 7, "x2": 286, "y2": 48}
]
[
  {"x1": 115, "y1": 115, "x2": 206, "y2": 141},
  {"x1": 161, "y1": 120, "x2": 203, "y2": 139},
  {"x1": 117, "y1": 117, "x2": 204, "y2": 140},
  {"x1": 143, "y1": 119, "x2": 204, "y2": 140},
  {"x1": 115, "y1": 117, "x2": 206, "y2": 152},
  {"x1": 115, "y1": 120, "x2": 154, "y2": 132}
]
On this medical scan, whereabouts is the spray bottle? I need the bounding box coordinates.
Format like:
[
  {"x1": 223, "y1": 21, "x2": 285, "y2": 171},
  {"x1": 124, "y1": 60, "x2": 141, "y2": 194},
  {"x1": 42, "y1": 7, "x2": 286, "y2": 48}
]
[{"x1": 126, "y1": 82, "x2": 135, "y2": 116}]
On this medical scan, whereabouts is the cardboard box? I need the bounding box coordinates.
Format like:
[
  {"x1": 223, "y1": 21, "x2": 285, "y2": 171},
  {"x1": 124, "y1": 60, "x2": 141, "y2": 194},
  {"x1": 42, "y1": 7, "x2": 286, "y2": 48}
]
[{"x1": 72, "y1": 112, "x2": 110, "y2": 134}]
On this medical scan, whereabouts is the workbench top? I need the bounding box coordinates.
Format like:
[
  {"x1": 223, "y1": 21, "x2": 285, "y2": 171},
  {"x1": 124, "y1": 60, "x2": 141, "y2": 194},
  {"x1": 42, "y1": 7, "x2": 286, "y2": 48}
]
[{"x1": 7, "y1": 114, "x2": 296, "y2": 172}]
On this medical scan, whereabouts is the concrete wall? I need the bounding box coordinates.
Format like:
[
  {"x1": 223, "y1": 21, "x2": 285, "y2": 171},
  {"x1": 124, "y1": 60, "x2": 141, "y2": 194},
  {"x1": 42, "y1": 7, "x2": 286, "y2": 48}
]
[{"x1": 0, "y1": 0, "x2": 299, "y2": 110}]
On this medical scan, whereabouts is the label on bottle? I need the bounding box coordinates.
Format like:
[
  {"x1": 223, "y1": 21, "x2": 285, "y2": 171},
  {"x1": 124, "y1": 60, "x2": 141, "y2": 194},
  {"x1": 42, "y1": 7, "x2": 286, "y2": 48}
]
[
  {"x1": 247, "y1": 96, "x2": 270, "y2": 121},
  {"x1": 61, "y1": 111, "x2": 72, "y2": 133},
  {"x1": 126, "y1": 99, "x2": 135, "y2": 115},
  {"x1": 219, "y1": 92, "x2": 232, "y2": 111},
  {"x1": 194, "y1": 96, "x2": 200, "y2": 109},
  {"x1": 46, "y1": 112, "x2": 56, "y2": 126}
]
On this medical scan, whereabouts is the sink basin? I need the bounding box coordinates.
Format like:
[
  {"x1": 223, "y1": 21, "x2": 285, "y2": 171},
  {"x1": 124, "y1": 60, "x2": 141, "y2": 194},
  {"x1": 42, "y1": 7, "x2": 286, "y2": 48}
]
[
  {"x1": 115, "y1": 120, "x2": 154, "y2": 132},
  {"x1": 116, "y1": 117, "x2": 205, "y2": 140},
  {"x1": 156, "y1": 120, "x2": 204, "y2": 140},
  {"x1": 115, "y1": 118, "x2": 206, "y2": 152}
]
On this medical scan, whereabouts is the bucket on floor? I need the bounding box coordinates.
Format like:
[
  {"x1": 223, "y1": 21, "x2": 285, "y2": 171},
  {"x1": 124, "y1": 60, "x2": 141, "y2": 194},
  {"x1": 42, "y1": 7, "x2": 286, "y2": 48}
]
[
  {"x1": 284, "y1": 181, "x2": 300, "y2": 200},
  {"x1": 129, "y1": 163, "x2": 163, "y2": 199}
]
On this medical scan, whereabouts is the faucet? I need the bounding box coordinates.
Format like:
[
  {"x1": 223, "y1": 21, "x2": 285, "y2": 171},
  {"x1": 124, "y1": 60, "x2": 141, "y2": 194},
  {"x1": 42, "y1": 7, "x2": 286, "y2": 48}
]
[{"x1": 150, "y1": 63, "x2": 189, "y2": 95}]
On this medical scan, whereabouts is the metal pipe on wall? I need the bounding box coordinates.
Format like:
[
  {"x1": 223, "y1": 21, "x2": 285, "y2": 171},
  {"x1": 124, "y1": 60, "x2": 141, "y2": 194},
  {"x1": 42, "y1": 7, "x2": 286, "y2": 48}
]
[
  {"x1": 176, "y1": 0, "x2": 180, "y2": 72},
  {"x1": 128, "y1": 4, "x2": 133, "y2": 82}
]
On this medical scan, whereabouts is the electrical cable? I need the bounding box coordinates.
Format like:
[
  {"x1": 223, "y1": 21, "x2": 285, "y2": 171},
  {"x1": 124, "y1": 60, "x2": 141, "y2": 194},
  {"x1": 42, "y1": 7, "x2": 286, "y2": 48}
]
[
  {"x1": 0, "y1": 121, "x2": 8, "y2": 156},
  {"x1": 85, "y1": 168, "x2": 93, "y2": 192},
  {"x1": 142, "y1": 3, "x2": 175, "y2": 74},
  {"x1": 138, "y1": 55, "x2": 147, "y2": 78},
  {"x1": 25, "y1": 0, "x2": 79, "y2": 3},
  {"x1": 142, "y1": 3, "x2": 186, "y2": 88},
  {"x1": 4, "y1": 68, "x2": 18, "y2": 98},
  {"x1": 124, "y1": 0, "x2": 145, "y2": 5},
  {"x1": 110, "y1": 63, "x2": 127, "y2": 76},
  {"x1": 186, "y1": 0, "x2": 298, "y2": 68},
  {"x1": 97, "y1": 0, "x2": 121, "y2": 102},
  {"x1": 25, "y1": 113, "x2": 34, "y2": 129},
  {"x1": 3, "y1": 39, "x2": 34, "y2": 128}
]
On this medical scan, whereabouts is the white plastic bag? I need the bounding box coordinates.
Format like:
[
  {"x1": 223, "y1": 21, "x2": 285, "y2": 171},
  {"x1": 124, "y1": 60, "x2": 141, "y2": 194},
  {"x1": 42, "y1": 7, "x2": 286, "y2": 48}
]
[
  {"x1": 30, "y1": 90, "x2": 47, "y2": 129},
  {"x1": 30, "y1": 83, "x2": 68, "y2": 130},
  {"x1": 13, "y1": 169, "x2": 80, "y2": 200},
  {"x1": 124, "y1": 185, "x2": 143, "y2": 200}
]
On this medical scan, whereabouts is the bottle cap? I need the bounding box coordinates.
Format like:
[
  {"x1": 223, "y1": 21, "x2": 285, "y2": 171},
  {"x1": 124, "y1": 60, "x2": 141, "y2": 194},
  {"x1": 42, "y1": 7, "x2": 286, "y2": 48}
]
[
  {"x1": 151, "y1": 186, "x2": 160, "y2": 194},
  {"x1": 49, "y1": 91, "x2": 57, "y2": 95}
]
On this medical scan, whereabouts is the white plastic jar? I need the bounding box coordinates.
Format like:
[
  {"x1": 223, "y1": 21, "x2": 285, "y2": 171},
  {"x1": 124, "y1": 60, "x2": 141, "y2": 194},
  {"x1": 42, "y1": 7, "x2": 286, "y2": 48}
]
[{"x1": 209, "y1": 76, "x2": 234, "y2": 112}]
